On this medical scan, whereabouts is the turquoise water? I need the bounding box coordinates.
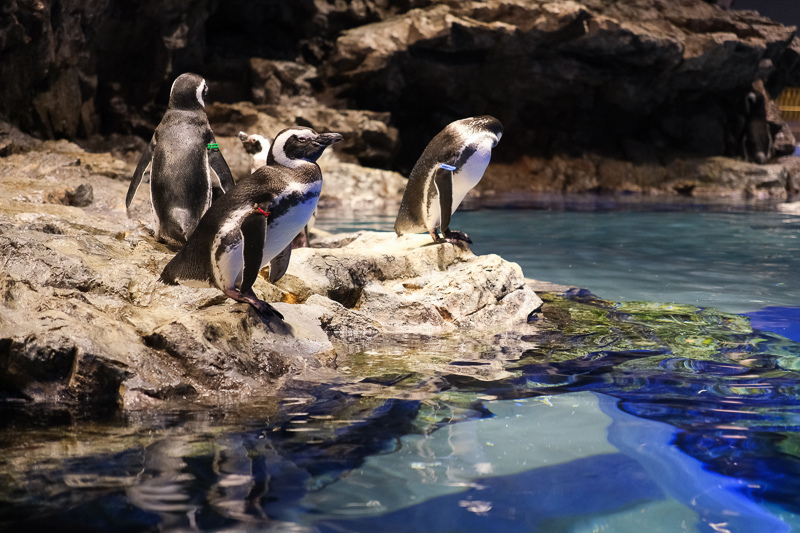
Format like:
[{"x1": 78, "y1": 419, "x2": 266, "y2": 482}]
[
  {"x1": 4, "y1": 199, "x2": 800, "y2": 532},
  {"x1": 317, "y1": 204, "x2": 800, "y2": 315}
]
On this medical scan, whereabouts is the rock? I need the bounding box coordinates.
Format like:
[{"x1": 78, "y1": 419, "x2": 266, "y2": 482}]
[
  {"x1": 208, "y1": 99, "x2": 400, "y2": 172},
  {"x1": 319, "y1": 0, "x2": 800, "y2": 170},
  {"x1": 0, "y1": 142, "x2": 540, "y2": 410},
  {"x1": 664, "y1": 156, "x2": 789, "y2": 199},
  {"x1": 276, "y1": 232, "x2": 543, "y2": 334},
  {"x1": 317, "y1": 160, "x2": 406, "y2": 208},
  {"x1": 0, "y1": 121, "x2": 42, "y2": 157},
  {"x1": 249, "y1": 58, "x2": 317, "y2": 105},
  {"x1": 479, "y1": 153, "x2": 793, "y2": 198}
]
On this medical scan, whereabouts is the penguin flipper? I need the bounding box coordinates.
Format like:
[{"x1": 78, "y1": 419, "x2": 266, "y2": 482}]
[
  {"x1": 269, "y1": 243, "x2": 292, "y2": 284},
  {"x1": 208, "y1": 146, "x2": 236, "y2": 193},
  {"x1": 240, "y1": 213, "x2": 267, "y2": 294},
  {"x1": 433, "y1": 164, "x2": 454, "y2": 234},
  {"x1": 126, "y1": 137, "x2": 155, "y2": 210}
]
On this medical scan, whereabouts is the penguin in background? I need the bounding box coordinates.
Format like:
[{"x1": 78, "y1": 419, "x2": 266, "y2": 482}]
[
  {"x1": 126, "y1": 73, "x2": 236, "y2": 246},
  {"x1": 238, "y1": 131, "x2": 271, "y2": 173},
  {"x1": 742, "y1": 90, "x2": 773, "y2": 164},
  {"x1": 395, "y1": 116, "x2": 503, "y2": 244},
  {"x1": 160, "y1": 127, "x2": 343, "y2": 319}
]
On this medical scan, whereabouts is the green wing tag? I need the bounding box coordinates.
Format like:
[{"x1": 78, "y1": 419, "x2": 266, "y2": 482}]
[{"x1": 207, "y1": 142, "x2": 220, "y2": 151}]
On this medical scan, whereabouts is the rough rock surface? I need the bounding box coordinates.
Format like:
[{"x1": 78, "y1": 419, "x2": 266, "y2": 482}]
[
  {"x1": 3, "y1": 0, "x2": 799, "y2": 180},
  {"x1": 0, "y1": 140, "x2": 539, "y2": 410},
  {"x1": 479, "y1": 153, "x2": 797, "y2": 199},
  {"x1": 321, "y1": 0, "x2": 800, "y2": 169},
  {"x1": 278, "y1": 232, "x2": 542, "y2": 335}
]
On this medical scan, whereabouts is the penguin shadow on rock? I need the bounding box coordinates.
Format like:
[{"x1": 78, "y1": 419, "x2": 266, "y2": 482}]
[
  {"x1": 126, "y1": 72, "x2": 236, "y2": 248},
  {"x1": 395, "y1": 115, "x2": 503, "y2": 245},
  {"x1": 160, "y1": 127, "x2": 343, "y2": 320},
  {"x1": 239, "y1": 130, "x2": 313, "y2": 248}
]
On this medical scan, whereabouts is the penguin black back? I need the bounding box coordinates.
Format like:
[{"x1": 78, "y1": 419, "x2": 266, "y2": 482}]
[{"x1": 126, "y1": 72, "x2": 236, "y2": 246}]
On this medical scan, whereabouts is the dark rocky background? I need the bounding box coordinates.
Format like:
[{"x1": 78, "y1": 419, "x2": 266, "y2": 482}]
[{"x1": 2, "y1": 0, "x2": 800, "y2": 175}]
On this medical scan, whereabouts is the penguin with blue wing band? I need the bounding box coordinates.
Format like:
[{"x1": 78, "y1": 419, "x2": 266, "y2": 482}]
[{"x1": 395, "y1": 115, "x2": 503, "y2": 244}]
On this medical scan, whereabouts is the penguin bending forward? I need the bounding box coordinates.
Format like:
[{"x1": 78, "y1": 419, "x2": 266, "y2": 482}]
[
  {"x1": 126, "y1": 73, "x2": 235, "y2": 246},
  {"x1": 395, "y1": 116, "x2": 503, "y2": 244},
  {"x1": 159, "y1": 127, "x2": 342, "y2": 318}
]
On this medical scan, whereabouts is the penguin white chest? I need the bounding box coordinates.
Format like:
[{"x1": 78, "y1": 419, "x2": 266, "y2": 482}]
[
  {"x1": 451, "y1": 141, "x2": 492, "y2": 213},
  {"x1": 262, "y1": 181, "x2": 321, "y2": 265}
]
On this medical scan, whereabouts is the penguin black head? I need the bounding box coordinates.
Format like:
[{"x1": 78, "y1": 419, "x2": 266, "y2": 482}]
[
  {"x1": 464, "y1": 115, "x2": 504, "y2": 147},
  {"x1": 267, "y1": 127, "x2": 344, "y2": 168},
  {"x1": 168, "y1": 73, "x2": 208, "y2": 111}
]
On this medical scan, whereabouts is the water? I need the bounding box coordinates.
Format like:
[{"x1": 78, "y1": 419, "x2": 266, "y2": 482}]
[
  {"x1": 316, "y1": 202, "x2": 800, "y2": 314},
  {"x1": 5, "y1": 197, "x2": 800, "y2": 532}
]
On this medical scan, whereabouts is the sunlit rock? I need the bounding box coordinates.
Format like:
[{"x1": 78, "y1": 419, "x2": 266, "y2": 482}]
[{"x1": 0, "y1": 142, "x2": 540, "y2": 409}]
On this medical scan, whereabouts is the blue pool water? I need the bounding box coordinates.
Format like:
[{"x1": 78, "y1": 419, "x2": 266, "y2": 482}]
[
  {"x1": 317, "y1": 203, "x2": 800, "y2": 315},
  {"x1": 4, "y1": 198, "x2": 800, "y2": 532}
]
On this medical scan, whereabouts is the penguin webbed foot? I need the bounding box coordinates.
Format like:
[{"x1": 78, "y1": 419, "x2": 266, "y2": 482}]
[
  {"x1": 431, "y1": 229, "x2": 472, "y2": 245},
  {"x1": 444, "y1": 230, "x2": 472, "y2": 244},
  {"x1": 223, "y1": 288, "x2": 284, "y2": 320}
]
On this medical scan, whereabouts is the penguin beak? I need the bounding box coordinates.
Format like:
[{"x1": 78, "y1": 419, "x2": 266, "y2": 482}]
[{"x1": 314, "y1": 133, "x2": 343, "y2": 146}]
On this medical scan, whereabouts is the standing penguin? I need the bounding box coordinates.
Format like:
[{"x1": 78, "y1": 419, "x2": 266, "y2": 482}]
[
  {"x1": 395, "y1": 115, "x2": 503, "y2": 244},
  {"x1": 159, "y1": 127, "x2": 342, "y2": 318},
  {"x1": 126, "y1": 73, "x2": 236, "y2": 246},
  {"x1": 239, "y1": 128, "x2": 313, "y2": 248}
]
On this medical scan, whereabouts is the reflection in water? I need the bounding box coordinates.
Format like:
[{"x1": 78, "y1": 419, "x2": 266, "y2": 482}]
[{"x1": 3, "y1": 282, "x2": 800, "y2": 530}]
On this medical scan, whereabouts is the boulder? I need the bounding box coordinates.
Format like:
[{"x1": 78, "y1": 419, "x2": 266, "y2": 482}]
[
  {"x1": 0, "y1": 142, "x2": 539, "y2": 410},
  {"x1": 277, "y1": 232, "x2": 543, "y2": 334},
  {"x1": 320, "y1": 0, "x2": 800, "y2": 170}
]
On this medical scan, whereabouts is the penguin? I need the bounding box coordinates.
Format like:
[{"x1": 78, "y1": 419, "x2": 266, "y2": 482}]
[
  {"x1": 239, "y1": 129, "x2": 313, "y2": 248},
  {"x1": 394, "y1": 115, "x2": 503, "y2": 244},
  {"x1": 126, "y1": 73, "x2": 236, "y2": 246},
  {"x1": 238, "y1": 131, "x2": 270, "y2": 173},
  {"x1": 159, "y1": 127, "x2": 343, "y2": 318}
]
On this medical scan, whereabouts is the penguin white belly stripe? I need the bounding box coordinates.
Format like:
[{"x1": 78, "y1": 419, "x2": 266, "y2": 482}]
[
  {"x1": 451, "y1": 142, "x2": 493, "y2": 213},
  {"x1": 261, "y1": 181, "x2": 322, "y2": 266}
]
